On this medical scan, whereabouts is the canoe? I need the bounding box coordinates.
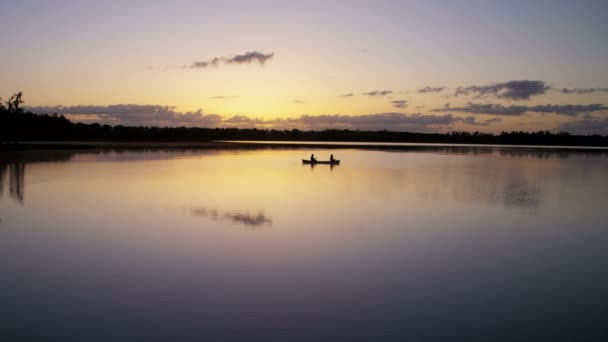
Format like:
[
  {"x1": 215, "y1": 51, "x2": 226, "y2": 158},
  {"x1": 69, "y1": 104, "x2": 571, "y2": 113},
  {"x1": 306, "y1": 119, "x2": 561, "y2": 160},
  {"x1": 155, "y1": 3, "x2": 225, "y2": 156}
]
[{"x1": 302, "y1": 159, "x2": 340, "y2": 165}]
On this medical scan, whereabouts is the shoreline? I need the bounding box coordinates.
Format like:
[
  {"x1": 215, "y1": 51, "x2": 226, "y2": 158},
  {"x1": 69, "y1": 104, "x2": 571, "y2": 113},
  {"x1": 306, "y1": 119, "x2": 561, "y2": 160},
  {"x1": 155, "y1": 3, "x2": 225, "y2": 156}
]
[{"x1": 2, "y1": 140, "x2": 608, "y2": 152}]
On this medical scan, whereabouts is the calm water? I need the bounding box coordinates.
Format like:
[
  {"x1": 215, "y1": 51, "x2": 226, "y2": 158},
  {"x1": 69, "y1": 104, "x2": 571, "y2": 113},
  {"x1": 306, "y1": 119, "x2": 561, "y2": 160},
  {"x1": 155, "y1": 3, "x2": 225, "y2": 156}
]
[{"x1": 1, "y1": 146, "x2": 608, "y2": 341}]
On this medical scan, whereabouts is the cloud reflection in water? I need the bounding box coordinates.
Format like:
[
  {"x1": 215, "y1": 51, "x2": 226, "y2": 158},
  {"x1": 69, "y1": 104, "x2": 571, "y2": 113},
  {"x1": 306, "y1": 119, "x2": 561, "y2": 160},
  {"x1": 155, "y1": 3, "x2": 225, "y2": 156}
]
[{"x1": 188, "y1": 206, "x2": 272, "y2": 228}]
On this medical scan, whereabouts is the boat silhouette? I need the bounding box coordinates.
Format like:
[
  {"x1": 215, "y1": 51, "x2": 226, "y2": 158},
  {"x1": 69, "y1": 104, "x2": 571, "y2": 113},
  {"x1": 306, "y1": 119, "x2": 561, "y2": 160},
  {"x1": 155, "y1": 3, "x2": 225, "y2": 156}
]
[{"x1": 302, "y1": 159, "x2": 340, "y2": 165}]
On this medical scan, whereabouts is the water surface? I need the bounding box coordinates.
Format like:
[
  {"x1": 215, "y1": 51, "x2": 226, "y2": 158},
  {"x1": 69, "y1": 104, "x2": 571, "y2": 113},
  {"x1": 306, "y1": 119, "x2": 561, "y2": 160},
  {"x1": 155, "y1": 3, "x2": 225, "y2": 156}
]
[{"x1": 1, "y1": 147, "x2": 608, "y2": 341}]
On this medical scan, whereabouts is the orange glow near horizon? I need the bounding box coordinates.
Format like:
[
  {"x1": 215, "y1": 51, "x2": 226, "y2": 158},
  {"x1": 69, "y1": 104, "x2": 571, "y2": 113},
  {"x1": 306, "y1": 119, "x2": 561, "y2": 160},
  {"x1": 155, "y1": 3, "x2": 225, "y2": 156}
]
[{"x1": 1, "y1": 2, "x2": 607, "y2": 134}]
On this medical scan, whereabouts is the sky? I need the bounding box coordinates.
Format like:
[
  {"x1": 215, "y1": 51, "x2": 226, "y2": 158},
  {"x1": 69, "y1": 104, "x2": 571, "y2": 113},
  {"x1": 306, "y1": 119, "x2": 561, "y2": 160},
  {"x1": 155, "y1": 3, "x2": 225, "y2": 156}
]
[{"x1": 1, "y1": 0, "x2": 608, "y2": 134}]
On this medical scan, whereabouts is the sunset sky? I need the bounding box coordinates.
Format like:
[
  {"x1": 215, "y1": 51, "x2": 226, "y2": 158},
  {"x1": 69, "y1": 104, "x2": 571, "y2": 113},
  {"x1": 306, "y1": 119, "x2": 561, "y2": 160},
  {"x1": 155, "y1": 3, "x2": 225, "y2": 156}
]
[{"x1": 1, "y1": 0, "x2": 608, "y2": 134}]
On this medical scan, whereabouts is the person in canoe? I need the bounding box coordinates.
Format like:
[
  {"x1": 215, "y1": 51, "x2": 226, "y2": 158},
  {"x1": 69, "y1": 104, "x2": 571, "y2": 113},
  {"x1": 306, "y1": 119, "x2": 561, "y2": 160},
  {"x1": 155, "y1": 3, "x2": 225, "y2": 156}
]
[
  {"x1": 330, "y1": 154, "x2": 335, "y2": 162},
  {"x1": 310, "y1": 154, "x2": 317, "y2": 162}
]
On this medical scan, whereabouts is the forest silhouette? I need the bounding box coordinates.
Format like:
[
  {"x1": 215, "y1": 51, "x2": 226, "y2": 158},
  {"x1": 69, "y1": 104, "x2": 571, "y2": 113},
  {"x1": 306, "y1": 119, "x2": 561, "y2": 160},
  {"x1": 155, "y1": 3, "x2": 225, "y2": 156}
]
[{"x1": 2, "y1": 92, "x2": 607, "y2": 147}]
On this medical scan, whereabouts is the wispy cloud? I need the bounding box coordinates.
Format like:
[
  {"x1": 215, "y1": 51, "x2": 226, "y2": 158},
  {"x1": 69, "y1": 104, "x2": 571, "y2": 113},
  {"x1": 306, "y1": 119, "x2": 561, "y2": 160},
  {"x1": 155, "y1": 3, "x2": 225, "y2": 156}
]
[
  {"x1": 362, "y1": 90, "x2": 392, "y2": 96},
  {"x1": 455, "y1": 80, "x2": 549, "y2": 100},
  {"x1": 432, "y1": 102, "x2": 608, "y2": 116},
  {"x1": 191, "y1": 57, "x2": 222, "y2": 69},
  {"x1": 559, "y1": 116, "x2": 608, "y2": 135},
  {"x1": 276, "y1": 113, "x2": 458, "y2": 131},
  {"x1": 338, "y1": 92, "x2": 354, "y2": 97},
  {"x1": 190, "y1": 51, "x2": 274, "y2": 69},
  {"x1": 390, "y1": 100, "x2": 408, "y2": 109},
  {"x1": 418, "y1": 86, "x2": 446, "y2": 93},
  {"x1": 293, "y1": 99, "x2": 306, "y2": 104},
  {"x1": 223, "y1": 115, "x2": 266, "y2": 125},
  {"x1": 460, "y1": 116, "x2": 503, "y2": 126},
  {"x1": 560, "y1": 87, "x2": 608, "y2": 95},
  {"x1": 209, "y1": 95, "x2": 239, "y2": 99}
]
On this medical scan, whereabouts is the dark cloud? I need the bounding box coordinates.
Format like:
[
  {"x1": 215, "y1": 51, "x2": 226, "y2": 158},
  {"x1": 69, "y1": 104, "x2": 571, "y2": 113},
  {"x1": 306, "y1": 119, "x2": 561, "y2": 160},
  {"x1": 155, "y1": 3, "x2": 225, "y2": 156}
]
[
  {"x1": 26, "y1": 104, "x2": 222, "y2": 127},
  {"x1": 432, "y1": 103, "x2": 608, "y2": 116},
  {"x1": 560, "y1": 87, "x2": 608, "y2": 95},
  {"x1": 190, "y1": 51, "x2": 274, "y2": 69},
  {"x1": 418, "y1": 86, "x2": 446, "y2": 93},
  {"x1": 224, "y1": 51, "x2": 274, "y2": 65},
  {"x1": 209, "y1": 95, "x2": 239, "y2": 99},
  {"x1": 362, "y1": 90, "x2": 392, "y2": 96},
  {"x1": 338, "y1": 93, "x2": 354, "y2": 97},
  {"x1": 460, "y1": 116, "x2": 503, "y2": 126},
  {"x1": 558, "y1": 117, "x2": 608, "y2": 135},
  {"x1": 390, "y1": 100, "x2": 408, "y2": 109},
  {"x1": 455, "y1": 80, "x2": 549, "y2": 100}
]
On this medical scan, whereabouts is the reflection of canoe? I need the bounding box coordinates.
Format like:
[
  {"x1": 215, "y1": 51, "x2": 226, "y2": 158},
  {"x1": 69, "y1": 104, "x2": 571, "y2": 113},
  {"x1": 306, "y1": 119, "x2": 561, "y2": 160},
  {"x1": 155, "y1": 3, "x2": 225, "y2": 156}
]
[{"x1": 302, "y1": 159, "x2": 340, "y2": 165}]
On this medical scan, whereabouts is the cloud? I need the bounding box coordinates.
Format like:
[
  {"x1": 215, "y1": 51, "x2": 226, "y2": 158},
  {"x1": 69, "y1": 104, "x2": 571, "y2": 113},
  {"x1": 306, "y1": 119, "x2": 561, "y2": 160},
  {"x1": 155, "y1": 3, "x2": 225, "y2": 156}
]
[
  {"x1": 460, "y1": 116, "x2": 503, "y2": 126},
  {"x1": 209, "y1": 95, "x2": 239, "y2": 99},
  {"x1": 224, "y1": 51, "x2": 274, "y2": 65},
  {"x1": 558, "y1": 116, "x2": 608, "y2": 135},
  {"x1": 275, "y1": 113, "x2": 458, "y2": 131},
  {"x1": 338, "y1": 92, "x2": 354, "y2": 97},
  {"x1": 191, "y1": 57, "x2": 221, "y2": 69},
  {"x1": 26, "y1": 104, "x2": 223, "y2": 127},
  {"x1": 455, "y1": 80, "x2": 549, "y2": 100},
  {"x1": 223, "y1": 115, "x2": 266, "y2": 126},
  {"x1": 26, "y1": 104, "x2": 504, "y2": 132},
  {"x1": 293, "y1": 99, "x2": 306, "y2": 104},
  {"x1": 560, "y1": 87, "x2": 608, "y2": 95},
  {"x1": 432, "y1": 103, "x2": 608, "y2": 116},
  {"x1": 362, "y1": 90, "x2": 392, "y2": 96},
  {"x1": 418, "y1": 86, "x2": 446, "y2": 93},
  {"x1": 190, "y1": 51, "x2": 274, "y2": 69},
  {"x1": 225, "y1": 113, "x2": 460, "y2": 131},
  {"x1": 390, "y1": 100, "x2": 408, "y2": 109}
]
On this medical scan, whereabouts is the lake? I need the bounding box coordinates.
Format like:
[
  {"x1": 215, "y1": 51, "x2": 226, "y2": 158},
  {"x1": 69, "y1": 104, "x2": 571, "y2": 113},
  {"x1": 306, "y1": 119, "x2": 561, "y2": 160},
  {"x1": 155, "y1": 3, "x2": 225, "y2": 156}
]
[{"x1": 1, "y1": 145, "x2": 608, "y2": 341}]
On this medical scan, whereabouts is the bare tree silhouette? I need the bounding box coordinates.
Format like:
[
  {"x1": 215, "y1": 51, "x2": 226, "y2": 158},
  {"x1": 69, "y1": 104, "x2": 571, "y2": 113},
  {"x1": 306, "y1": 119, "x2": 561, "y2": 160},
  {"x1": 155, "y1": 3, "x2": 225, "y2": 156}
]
[{"x1": 6, "y1": 92, "x2": 24, "y2": 114}]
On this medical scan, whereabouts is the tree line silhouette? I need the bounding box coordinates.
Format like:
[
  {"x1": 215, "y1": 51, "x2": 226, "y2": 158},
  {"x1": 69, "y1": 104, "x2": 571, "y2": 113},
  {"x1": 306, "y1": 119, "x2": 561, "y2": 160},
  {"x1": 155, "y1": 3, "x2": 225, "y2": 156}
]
[{"x1": 1, "y1": 92, "x2": 607, "y2": 146}]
